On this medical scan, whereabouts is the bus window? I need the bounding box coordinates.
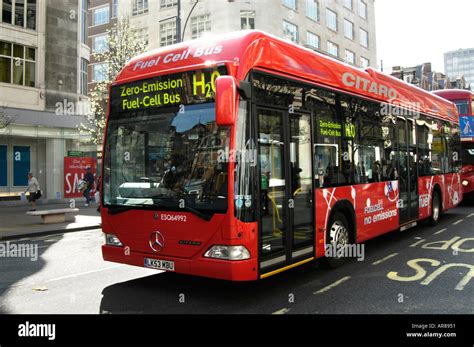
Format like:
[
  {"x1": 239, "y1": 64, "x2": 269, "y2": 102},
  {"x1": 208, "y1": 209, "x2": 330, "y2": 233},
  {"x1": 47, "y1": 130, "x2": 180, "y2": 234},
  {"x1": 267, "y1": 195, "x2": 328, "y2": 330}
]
[
  {"x1": 417, "y1": 117, "x2": 433, "y2": 176},
  {"x1": 308, "y1": 89, "x2": 346, "y2": 187},
  {"x1": 462, "y1": 142, "x2": 474, "y2": 165},
  {"x1": 454, "y1": 100, "x2": 469, "y2": 116}
]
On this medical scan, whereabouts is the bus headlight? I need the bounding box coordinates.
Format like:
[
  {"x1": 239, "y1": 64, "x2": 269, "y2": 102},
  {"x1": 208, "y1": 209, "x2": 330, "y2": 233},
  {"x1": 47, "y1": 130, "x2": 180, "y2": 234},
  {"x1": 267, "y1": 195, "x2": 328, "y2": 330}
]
[
  {"x1": 204, "y1": 245, "x2": 250, "y2": 260},
  {"x1": 462, "y1": 180, "x2": 469, "y2": 187},
  {"x1": 105, "y1": 234, "x2": 123, "y2": 247}
]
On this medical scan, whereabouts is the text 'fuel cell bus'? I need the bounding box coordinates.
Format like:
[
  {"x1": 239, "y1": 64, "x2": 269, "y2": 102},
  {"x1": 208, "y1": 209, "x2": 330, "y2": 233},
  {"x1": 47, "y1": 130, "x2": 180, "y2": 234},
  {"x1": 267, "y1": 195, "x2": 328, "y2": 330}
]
[
  {"x1": 433, "y1": 89, "x2": 474, "y2": 197},
  {"x1": 101, "y1": 31, "x2": 462, "y2": 281}
]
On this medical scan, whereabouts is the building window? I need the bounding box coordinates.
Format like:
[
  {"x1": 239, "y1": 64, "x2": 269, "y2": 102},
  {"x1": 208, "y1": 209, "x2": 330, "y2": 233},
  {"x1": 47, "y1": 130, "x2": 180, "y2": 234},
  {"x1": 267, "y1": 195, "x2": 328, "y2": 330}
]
[
  {"x1": 282, "y1": 0, "x2": 296, "y2": 10},
  {"x1": 343, "y1": 0, "x2": 352, "y2": 10},
  {"x1": 92, "y1": 34, "x2": 108, "y2": 53},
  {"x1": 1, "y1": 0, "x2": 36, "y2": 30},
  {"x1": 327, "y1": 41, "x2": 338, "y2": 57},
  {"x1": 306, "y1": 31, "x2": 319, "y2": 49},
  {"x1": 0, "y1": 145, "x2": 6, "y2": 187},
  {"x1": 80, "y1": 58, "x2": 88, "y2": 95},
  {"x1": 191, "y1": 14, "x2": 211, "y2": 39},
  {"x1": 13, "y1": 146, "x2": 30, "y2": 186},
  {"x1": 344, "y1": 19, "x2": 354, "y2": 39},
  {"x1": 160, "y1": 0, "x2": 177, "y2": 8},
  {"x1": 112, "y1": 0, "x2": 118, "y2": 18},
  {"x1": 134, "y1": 28, "x2": 148, "y2": 46},
  {"x1": 326, "y1": 9, "x2": 337, "y2": 31},
  {"x1": 360, "y1": 56, "x2": 369, "y2": 68},
  {"x1": 132, "y1": 0, "x2": 148, "y2": 16},
  {"x1": 345, "y1": 49, "x2": 355, "y2": 64},
  {"x1": 0, "y1": 41, "x2": 36, "y2": 87},
  {"x1": 93, "y1": 5, "x2": 109, "y2": 26},
  {"x1": 283, "y1": 20, "x2": 298, "y2": 43},
  {"x1": 241, "y1": 10, "x2": 255, "y2": 30},
  {"x1": 81, "y1": 0, "x2": 88, "y2": 43},
  {"x1": 360, "y1": 28, "x2": 368, "y2": 47},
  {"x1": 92, "y1": 63, "x2": 108, "y2": 82},
  {"x1": 359, "y1": 0, "x2": 367, "y2": 19},
  {"x1": 306, "y1": 0, "x2": 319, "y2": 21},
  {"x1": 160, "y1": 21, "x2": 176, "y2": 46}
]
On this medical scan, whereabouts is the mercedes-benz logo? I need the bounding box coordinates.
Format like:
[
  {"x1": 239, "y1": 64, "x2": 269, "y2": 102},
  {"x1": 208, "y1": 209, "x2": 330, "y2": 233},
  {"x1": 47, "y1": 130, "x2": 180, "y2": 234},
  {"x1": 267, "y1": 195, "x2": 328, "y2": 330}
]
[{"x1": 149, "y1": 231, "x2": 165, "y2": 252}]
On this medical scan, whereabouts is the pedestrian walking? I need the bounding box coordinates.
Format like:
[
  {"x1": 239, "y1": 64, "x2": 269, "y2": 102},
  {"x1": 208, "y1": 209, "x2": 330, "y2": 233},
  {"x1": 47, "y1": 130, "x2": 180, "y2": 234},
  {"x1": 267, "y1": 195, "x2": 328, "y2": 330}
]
[
  {"x1": 83, "y1": 167, "x2": 95, "y2": 207},
  {"x1": 25, "y1": 172, "x2": 40, "y2": 211},
  {"x1": 95, "y1": 175, "x2": 101, "y2": 213}
]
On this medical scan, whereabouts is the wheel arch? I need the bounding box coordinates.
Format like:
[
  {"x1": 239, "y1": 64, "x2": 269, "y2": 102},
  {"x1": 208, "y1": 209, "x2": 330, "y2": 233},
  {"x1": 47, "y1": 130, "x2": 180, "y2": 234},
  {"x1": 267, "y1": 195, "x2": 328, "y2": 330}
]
[
  {"x1": 327, "y1": 199, "x2": 357, "y2": 244},
  {"x1": 432, "y1": 183, "x2": 443, "y2": 210}
]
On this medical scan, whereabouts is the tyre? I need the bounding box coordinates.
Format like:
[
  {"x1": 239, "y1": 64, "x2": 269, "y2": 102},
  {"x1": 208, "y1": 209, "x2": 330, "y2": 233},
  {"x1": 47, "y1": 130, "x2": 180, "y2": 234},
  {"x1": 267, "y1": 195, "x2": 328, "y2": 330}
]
[
  {"x1": 429, "y1": 191, "x2": 441, "y2": 226},
  {"x1": 324, "y1": 212, "x2": 352, "y2": 268}
]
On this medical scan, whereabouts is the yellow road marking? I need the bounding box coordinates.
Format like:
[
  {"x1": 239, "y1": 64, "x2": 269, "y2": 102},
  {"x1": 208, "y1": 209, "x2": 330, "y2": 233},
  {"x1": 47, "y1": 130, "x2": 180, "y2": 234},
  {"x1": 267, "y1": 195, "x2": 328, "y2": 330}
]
[
  {"x1": 272, "y1": 308, "x2": 290, "y2": 314},
  {"x1": 372, "y1": 253, "x2": 398, "y2": 265},
  {"x1": 434, "y1": 228, "x2": 447, "y2": 235},
  {"x1": 409, "y1": 239, "x2": 425, "y2": 247},
  {"x1": 314, "y1": 276, "x2": 351, "y2": 294}
]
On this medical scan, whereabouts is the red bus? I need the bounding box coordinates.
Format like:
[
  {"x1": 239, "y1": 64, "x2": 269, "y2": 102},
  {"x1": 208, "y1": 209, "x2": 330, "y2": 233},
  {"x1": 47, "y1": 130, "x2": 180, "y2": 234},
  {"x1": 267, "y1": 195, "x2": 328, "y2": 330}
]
[
  {"x1": 433, "y1": 89, "x2": 474, "y2": 196},
  {"x1": 101, "y1": 31, "x2": 462, "y2": 281}
]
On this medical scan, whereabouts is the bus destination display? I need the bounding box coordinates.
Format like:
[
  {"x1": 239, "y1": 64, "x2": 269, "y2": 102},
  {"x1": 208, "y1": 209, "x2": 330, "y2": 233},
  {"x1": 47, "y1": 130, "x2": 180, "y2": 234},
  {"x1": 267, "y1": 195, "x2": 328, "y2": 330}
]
[{"x1": 110, "y1": 67, "x2": 226, "y2": 114}]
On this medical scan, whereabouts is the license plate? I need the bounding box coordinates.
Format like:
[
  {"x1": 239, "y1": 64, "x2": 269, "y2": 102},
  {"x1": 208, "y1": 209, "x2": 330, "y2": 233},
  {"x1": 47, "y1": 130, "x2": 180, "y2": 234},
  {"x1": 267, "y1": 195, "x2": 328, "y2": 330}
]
[{"x1": 144, "y1": 258, "x2": 175, "y2": 271}]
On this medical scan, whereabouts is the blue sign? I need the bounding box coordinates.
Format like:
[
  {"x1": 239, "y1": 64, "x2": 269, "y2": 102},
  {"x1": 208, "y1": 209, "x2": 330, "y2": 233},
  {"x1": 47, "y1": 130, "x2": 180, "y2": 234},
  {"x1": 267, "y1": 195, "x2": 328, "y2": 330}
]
[
  {"x1": 0, "y1": 145, "x2": 6, "y2": 186},
  {"x1": 460, "y1": 116, "x2": 474, "y2": 137},
  {"x1": 13, "y1": 146, "x2": 30, "y2": 186}
]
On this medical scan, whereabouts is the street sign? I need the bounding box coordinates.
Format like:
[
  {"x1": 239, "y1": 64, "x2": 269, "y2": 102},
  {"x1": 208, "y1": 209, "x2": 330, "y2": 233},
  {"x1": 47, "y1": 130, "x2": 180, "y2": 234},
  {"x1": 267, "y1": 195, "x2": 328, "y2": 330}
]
[
  {"x1": 459, "y1": 116, "x2": 474, "y2": 138},
  {"x1": 64, "y1": 157, "x2": 97, "y2": 198},
  {"x1": 68, "y1": 151, "x2": 84, "y2": 157}
]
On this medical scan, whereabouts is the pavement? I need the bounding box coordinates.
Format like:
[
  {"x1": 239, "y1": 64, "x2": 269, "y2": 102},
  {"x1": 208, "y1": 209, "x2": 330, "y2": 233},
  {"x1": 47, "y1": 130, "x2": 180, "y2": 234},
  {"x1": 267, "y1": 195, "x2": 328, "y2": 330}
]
[{"x1": 0, "y1": 200, "x2": 101, "y2": 240}]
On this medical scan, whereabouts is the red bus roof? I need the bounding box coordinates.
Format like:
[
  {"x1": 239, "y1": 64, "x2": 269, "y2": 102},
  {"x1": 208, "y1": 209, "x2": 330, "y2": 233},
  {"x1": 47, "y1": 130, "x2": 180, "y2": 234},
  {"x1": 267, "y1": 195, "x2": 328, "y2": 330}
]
[
  {"x1": 115, "y1": 30, "x2": 458, "y2": 122},
  {"x1": 433, "y1": 89, "x2": 473, "y2": 101}
]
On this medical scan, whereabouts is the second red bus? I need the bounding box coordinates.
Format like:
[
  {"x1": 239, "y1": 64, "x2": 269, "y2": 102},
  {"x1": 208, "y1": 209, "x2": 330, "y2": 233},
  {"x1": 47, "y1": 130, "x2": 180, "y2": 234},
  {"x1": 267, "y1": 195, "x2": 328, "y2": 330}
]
[{"x1": 433, "y1": 89, "x2": 474, "y2": 197}]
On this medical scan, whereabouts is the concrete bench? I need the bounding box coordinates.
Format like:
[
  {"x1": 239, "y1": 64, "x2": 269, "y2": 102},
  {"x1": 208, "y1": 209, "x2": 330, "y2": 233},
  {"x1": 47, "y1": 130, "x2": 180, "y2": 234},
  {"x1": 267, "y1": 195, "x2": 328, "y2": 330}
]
[{"x1": 26, "y1": 208, "x2": 80, "y2": 224}]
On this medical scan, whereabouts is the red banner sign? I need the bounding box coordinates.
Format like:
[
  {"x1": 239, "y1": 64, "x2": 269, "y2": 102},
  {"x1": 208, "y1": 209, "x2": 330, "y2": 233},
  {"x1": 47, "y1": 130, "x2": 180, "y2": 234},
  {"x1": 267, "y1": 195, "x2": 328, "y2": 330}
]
[{"x1": 64, "y1": 157, "x2": 97, "y2": 198}]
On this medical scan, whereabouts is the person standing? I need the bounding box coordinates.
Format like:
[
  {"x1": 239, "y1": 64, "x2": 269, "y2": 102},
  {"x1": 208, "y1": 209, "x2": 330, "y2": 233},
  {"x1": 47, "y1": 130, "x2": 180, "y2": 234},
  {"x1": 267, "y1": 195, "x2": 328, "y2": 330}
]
[
  {"x1": 25, "y1": 172, "x2": 40, "y2": 211},
  {"x1": 83, "y1": 167, "x2": 95, "y2": 207},
  {"x1": 95, "y1": 175, "x2": 101, "y2": 213}
]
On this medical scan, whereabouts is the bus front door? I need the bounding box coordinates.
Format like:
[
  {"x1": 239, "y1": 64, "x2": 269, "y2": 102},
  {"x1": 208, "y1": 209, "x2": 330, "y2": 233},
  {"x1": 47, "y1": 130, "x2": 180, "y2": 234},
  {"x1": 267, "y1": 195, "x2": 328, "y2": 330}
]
[
  {"x1": 397, "y1": 118, "x2": 419, "y2": 225},
  {"x1": 257, "y1": 107, "x2": 315, "y2": 275}
]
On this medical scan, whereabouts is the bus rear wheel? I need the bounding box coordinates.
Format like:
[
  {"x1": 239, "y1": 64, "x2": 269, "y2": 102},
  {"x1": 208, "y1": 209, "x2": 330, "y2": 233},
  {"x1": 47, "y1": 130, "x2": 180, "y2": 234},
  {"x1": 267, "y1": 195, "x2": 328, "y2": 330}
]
[
  {"x1": 324, "y1": 212, "x2": 351, "y2": 268},
  {"x1": 429, "y1": 191, "x2": 441, "y2": 226}
]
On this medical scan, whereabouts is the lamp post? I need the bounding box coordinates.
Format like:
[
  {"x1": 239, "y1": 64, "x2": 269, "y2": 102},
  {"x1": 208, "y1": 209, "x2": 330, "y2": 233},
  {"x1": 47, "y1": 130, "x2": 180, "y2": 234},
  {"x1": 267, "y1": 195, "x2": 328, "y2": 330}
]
[
  {"x1": 175, "y1": 0, "x2": 199, "y2": 43},
  {"x1": 176, "y1": 0, "x2": 181, "y2": 43},
  {"x1": 159, "y1": 0, "x2": 198, "y2": 45}
]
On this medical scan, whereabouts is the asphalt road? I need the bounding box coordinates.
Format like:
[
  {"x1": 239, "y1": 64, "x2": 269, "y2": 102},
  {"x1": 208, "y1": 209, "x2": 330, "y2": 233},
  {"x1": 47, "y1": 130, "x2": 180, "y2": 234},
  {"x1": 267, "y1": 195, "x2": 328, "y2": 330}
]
[{"x1": 1, "y1": 202, "x2": 474, "y2": 314}]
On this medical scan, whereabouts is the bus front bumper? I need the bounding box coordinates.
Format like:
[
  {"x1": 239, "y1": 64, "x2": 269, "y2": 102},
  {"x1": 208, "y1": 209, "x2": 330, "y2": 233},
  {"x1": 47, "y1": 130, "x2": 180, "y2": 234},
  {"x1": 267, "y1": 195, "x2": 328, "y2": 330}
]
[{"x1": 102, "y1": 245, "x2": 259, "y2": 281}]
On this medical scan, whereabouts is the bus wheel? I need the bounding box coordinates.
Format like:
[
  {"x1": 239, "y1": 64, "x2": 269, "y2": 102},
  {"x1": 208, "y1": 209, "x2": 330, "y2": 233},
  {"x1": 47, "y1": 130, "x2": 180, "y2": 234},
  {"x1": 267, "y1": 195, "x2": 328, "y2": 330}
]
[
  {"x1": 324, "y1": 212, "x2": 351, "y2": 268},
  {"x1": 429, "y1": 191, "x2": 441, "y2": 226}
]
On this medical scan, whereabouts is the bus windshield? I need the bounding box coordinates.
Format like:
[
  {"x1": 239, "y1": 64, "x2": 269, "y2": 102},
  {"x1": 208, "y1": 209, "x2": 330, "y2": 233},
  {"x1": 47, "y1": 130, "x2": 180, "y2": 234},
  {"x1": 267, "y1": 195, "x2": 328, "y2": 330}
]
[
  {"x1": 103, "y1": 67, "x2": 230, "y2": 216},
  {"x1": 454, "y1": 100, "x2": 469, "y2": 116},
  {"x1": 462, "y1": 141, "x2": 474, "y2": 166}
]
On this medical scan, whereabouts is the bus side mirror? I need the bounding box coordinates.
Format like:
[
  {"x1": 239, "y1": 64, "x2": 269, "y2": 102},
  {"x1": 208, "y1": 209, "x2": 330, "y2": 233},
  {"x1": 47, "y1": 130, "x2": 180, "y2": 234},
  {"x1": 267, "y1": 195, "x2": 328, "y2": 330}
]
[{"x1": 215, "y1": 76, "x2": 238, "y2": 127}]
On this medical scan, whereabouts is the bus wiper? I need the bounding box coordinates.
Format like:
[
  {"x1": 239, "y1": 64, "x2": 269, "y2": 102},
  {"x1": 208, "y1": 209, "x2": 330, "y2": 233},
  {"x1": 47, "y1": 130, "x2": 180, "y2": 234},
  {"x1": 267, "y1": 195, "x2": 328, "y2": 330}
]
[
  {"x1": 107, "y1": 205, "x2": 141, "y2": 215},
  {"x1": 179, "y1": 204, "x2": 212, "y2": 221}
]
